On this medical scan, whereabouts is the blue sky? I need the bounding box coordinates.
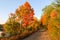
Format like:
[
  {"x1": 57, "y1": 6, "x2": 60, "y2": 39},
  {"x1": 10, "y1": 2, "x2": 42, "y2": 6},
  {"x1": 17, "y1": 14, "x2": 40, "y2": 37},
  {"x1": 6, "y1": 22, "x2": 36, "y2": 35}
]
[{"x1": 0, "y1": 0, "x2": 53, "y2": 24}]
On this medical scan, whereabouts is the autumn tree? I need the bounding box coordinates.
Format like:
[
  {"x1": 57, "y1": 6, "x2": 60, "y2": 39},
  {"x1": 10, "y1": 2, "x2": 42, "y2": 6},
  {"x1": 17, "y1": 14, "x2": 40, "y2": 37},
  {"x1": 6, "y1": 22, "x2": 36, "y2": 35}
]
[
  {"x1": 15, "y1": 2, "x2": 35, "y2": 28},
  {"x1": 3, "y1": 13, "x2": 21, "y2": 36},
  {"x1": 41, "y1": 0, "x2": 60, "y2": 40},
  {"x1": 3, "y1": 2, "x2": 40, "y2": 38}
]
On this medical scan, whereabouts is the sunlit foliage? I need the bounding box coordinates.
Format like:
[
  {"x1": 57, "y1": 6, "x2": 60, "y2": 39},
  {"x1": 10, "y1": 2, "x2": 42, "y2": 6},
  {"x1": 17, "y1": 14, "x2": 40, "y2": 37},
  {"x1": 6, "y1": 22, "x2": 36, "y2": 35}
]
[{"x1": 41, "y1": 0, "x2": 60, "y2": 40}]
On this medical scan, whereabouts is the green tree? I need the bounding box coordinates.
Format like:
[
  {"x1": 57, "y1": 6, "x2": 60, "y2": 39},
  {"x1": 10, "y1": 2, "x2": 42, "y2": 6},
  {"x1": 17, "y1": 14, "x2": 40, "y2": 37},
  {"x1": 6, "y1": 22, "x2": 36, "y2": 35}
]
[{"x1": 4, "y1": 13, "x2": 21, "y2": 36}]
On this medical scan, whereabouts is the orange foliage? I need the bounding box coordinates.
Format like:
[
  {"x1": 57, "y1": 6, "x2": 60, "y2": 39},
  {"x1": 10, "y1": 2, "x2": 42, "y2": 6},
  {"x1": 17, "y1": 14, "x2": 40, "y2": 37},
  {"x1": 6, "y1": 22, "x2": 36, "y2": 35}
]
[
  {"x1": 50, "y1": 10, "x2": 57, "y2": 19},
  {"x1": 47, "y1": 23, "x2": 51, "y2": 31},
  {"x1": 22, "y1": 12, "x2": 34, "y2": 27},
  {"x1": 15, "y1": 2, "x2": 34, "y2": 28},
  {"x1": 41, "y1": 13, "x2": 46, "y2": 25},
  {"x1": 21, "y1": 2, "x2": 34, "y2": 28},
  {"x1": 24, "y1": 2, "x2": 31, "y2": 10}
]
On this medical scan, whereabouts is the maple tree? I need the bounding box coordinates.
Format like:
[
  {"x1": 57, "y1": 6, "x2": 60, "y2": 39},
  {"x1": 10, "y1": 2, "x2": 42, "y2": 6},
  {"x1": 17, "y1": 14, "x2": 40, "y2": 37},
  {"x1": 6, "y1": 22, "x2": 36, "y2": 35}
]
[
  {"x1": 15, "y1": 2, "x2": 34, "y2": 28},
  {"x1": 3, "y1": 2, "x2": 40, "y2": 39}
]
